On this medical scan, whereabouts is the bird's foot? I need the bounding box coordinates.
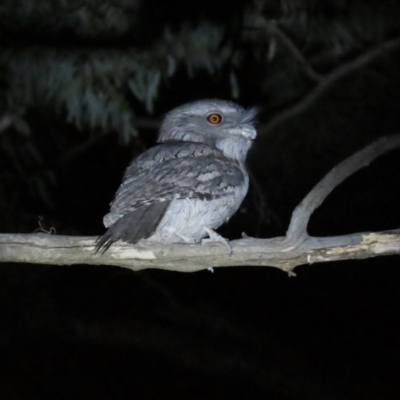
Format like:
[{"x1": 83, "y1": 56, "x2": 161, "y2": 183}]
[{"x1": 202, "y1": 228, "x2": 233, "y2": 256}]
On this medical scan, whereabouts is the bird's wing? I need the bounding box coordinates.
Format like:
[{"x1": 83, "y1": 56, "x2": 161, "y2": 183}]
[
  {"x1": 108, "y1": 141, "x2": 245, "y2": 220},
  {"x1": 95, "y1": 142, "x2": 245, "y2": 253}
]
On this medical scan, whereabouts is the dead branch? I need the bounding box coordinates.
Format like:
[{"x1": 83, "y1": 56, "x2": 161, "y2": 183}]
[
  {"x1": 0, "y1": 229, "x2": 399, "y2": 273},
  {"x1": 286, "y1": 133, "x2": 400, "y2": 242},
  {"x1": 0, "y1": 134, "x2": 399, "y2": 273}
]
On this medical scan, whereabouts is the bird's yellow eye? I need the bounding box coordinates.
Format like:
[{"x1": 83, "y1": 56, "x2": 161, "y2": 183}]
[{"x1": 207, "y1": 113, "x2": 222, "y2": 124}]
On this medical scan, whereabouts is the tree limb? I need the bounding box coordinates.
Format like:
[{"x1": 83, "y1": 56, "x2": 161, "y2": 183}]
[
  {"x1": 0, "y1": 229, "x2": 399, "y2": 273},
  {"x1": 258, "y1": 37, "x2": 400, "y2": 136},
  {"x1": 286, "y1": 133, "x2": 400, "y2": 242},
  {"x1": 0, "y1": 134, "x2": 399, "y2": 273},
  {"x1": 267, "y1": 22, "x2": 323, "y2": 83}
]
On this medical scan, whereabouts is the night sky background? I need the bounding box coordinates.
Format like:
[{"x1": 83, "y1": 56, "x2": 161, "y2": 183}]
[{"x1": 1, "y1": 1, "x2": 400, "y2": 399}]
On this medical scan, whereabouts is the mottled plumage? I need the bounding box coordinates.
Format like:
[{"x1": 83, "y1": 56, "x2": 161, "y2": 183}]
[{"x1": 96, "y1": 99, "x2": 257, "y2": 253}]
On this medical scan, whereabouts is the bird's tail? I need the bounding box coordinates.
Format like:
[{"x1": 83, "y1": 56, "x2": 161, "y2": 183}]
[{"x1": 95, "y1": 202, "x2": 170, "y2": 254}]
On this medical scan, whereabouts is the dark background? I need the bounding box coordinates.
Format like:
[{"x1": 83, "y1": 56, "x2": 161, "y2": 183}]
[{"x1": 0, "y1": 1, "x2": 400, "y2": 399}]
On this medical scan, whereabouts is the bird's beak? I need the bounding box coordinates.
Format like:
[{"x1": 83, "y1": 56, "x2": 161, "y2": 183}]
[
  {"x1": 228, "y1": 124, "x2": 257, "y2": 140},
  {"x1": 239, "y1": 124, "x2": 257, "y2": 140},
  {"x1": 229, "y1": 124, "x2": 257, "y2": 140}
]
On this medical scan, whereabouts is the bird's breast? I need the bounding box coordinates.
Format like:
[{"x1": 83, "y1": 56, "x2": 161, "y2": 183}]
[{"x1": 147, "y1": 180, "x2": 248, "y2": 243}]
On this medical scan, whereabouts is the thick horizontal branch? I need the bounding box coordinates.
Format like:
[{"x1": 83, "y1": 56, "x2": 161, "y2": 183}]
[{"x1": 0, "y1": 230, "x2": 399, "y2": 273}]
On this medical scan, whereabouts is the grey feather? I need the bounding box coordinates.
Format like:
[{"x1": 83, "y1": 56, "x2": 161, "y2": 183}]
[{"x1": 96, "y1": 99, "x2": 257, "y2": 253}]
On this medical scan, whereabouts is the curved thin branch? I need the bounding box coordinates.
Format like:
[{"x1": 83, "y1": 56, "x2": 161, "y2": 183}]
[
  {"x1": 286, "y1": 133, "x2": 400, "y2": 242},
  {"x1": 258, "y1": 37, "x2": 400, "y2": 136},
  {"x1": 268, "y1": 22, "x2": 322, "y2": 83}
]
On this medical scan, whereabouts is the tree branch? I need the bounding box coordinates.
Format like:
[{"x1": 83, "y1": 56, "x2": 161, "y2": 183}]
[
  {"x1": 1, "y1": 135, "x2": 399, "y2": 273},
  {"x1": 286, "y1": 133, "x2": 400, "y2": 242},
  {"x1": 268, "y1": 22, "x2": 323, "y2": 83},
  {"x1": 258, "y1": 37, "x2": 400, "y2": 136},
  {"x1": 0, "y1": 230, "x2": 399, "y2": 273}
]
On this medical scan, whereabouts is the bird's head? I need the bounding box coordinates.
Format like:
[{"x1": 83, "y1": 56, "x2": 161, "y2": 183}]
[{"x1": 158, "y1": 100, "x2": 257, "y2": 162}]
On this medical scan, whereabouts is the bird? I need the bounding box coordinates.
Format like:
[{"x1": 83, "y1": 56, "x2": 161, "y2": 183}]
[{"x1": 95, "y1": 99, "x2": 257, "y2": 253}]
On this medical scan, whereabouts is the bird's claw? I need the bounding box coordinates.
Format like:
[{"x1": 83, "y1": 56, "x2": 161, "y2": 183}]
[{"x1": 202, "y1": 228, "x2": 233, "y2": 256}]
